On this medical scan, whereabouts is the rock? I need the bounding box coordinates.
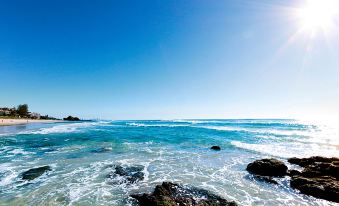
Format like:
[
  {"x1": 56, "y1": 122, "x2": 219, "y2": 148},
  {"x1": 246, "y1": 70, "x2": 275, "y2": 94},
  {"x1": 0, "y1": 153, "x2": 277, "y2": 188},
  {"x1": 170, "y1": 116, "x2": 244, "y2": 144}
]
[
  {"x1": 290, "y1": 176, "x2": 339, "y2": 203},
  {"x1": 253, "y1": 175, "x2": 278, "y2": 184},
  {"x1": 21, "y1": 166, "x2": 51, "y2": 180},
  {"x1": 63, "y1": 116, "x2": 80, "y2": 121},
  {"x1": 131, "y1": 182, "x2": 237, "y2": 206},
  {"x1": 288, "y1": 156, "x2": 339, "y2": 167},
  {"x1": 287, "y1": 170, "x2": 301, "y2": 177},
  {"x1": 107, "y1": 165, "x2": 144, "y2": 184},
  {"x1": 246, "y1": 159, "x2": 288, "y2": 177},
  {"x1": 288, "y1": 157, "x2": 339, "y2": 179},
  {"x1": 211, "y1": 146, "x2": 221, "y2": 151},
  {"x1": 288, "y1": 156, "x2": 339, "y2": 203}
]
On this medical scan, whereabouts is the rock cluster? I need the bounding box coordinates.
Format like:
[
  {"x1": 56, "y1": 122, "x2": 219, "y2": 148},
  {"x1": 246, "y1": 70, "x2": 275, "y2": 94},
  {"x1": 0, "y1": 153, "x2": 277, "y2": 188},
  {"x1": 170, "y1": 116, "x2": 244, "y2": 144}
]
[
  {"x1": 107, "y1": 165, "x2": 144, "y2": 184},
  {"x1": 131, "y1": 182, "x2": 237, "y2": 206},
  {"x1": 288, "y1": 156, "x2": 339, "y2": 203},
  {"x1": 246, "y1": 156, "x2": 339, "y2": 203}
]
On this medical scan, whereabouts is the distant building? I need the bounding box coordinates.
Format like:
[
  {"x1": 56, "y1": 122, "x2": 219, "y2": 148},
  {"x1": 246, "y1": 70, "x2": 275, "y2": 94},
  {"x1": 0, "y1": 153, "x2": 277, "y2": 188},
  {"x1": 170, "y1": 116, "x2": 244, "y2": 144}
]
[
  {"x1": 29, "y1": 112, "x2": 41, "y2": 119},
  {"x1": 0, "y1": 108, "x2": 13, "y2": 116}
]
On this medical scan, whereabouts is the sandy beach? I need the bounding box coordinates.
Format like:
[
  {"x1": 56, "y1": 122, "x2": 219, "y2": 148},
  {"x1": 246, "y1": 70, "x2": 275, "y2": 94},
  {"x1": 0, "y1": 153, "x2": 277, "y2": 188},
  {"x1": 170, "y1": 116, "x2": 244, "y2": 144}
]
[{"x1": 0, "y1": 118, "x2": 63, "y2": 126}]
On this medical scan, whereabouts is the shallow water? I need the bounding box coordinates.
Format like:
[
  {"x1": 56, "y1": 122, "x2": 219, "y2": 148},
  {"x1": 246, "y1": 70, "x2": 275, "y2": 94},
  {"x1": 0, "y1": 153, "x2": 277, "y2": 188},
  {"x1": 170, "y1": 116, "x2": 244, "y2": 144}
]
[{"x1": 0, "y1": 119, "x2": 338, "y2": 206}]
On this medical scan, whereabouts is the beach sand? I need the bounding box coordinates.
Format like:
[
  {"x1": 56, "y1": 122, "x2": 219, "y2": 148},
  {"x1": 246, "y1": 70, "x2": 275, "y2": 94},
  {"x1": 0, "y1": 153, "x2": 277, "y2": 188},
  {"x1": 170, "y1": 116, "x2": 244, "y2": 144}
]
[{"x1": 0, "y1": 118, "x2": 63, "y2": 126}]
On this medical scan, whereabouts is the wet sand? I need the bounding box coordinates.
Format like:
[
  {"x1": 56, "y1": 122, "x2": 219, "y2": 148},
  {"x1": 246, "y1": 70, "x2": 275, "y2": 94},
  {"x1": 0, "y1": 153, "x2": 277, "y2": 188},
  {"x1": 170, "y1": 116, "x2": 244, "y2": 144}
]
[{"x1": 0, "y1": 118, "x2": 63, "y2": 126}]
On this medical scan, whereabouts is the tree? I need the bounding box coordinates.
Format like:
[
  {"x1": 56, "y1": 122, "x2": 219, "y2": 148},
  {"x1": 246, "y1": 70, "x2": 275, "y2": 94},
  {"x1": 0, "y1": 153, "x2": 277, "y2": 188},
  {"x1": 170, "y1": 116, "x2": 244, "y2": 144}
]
[{"x1": 17, "y1": 104, "x2": 28, "y2": 116}]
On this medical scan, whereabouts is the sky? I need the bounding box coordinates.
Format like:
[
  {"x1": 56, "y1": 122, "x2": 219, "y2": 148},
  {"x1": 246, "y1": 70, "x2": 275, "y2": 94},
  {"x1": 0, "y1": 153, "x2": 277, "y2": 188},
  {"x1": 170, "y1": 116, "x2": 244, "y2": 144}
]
[{"x1": 1, "y1": 0, "x2": 339, "y2": 120}]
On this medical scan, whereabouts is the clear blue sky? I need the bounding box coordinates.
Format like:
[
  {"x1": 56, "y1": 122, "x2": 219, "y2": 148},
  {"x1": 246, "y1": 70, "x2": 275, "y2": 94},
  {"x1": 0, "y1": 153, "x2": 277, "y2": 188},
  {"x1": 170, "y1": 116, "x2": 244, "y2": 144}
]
[{"x1": 1, "y1": 0, "x2": 339, "y2": 120}]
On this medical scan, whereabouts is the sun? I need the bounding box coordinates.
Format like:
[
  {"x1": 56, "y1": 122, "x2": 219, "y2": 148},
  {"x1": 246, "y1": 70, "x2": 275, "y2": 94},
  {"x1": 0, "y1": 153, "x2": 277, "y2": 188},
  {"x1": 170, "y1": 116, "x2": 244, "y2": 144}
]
[{"x1": 297, "y1": 0, "x2": 339, "y2": 33}]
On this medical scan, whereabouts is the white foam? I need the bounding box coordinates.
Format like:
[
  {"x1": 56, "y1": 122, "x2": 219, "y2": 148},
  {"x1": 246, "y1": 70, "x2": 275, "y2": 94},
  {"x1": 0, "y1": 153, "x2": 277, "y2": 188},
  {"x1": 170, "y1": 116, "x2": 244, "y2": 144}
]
[
  {"x1": 231, "y1": 141, "x2": 339, "y2": 158},
  {"x1": 20, "y1": 122, "x2": 98, "y2": 135},
  {"x1": 8, "y1": 148, "x2": 33, "y2": 156},
  {"x1": 196, "y1": 125, "x2": 316, "y2": 136},
  {"x1": 197, "y1": 126, "x2": 247, "y2": 132}
]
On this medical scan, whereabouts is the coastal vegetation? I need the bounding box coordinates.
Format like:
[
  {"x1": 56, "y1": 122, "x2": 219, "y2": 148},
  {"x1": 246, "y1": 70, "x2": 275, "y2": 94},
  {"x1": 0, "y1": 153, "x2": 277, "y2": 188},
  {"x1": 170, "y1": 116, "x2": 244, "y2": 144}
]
[
  {"x1": 0, "y1": 104, "x2": 58, "y2": 120},
  {"x1": 1, "y1": 104, "x2": 81, "y2": 121},
  {"x1": 63, "y1": 116, "x2": 80, "y2": 121}
]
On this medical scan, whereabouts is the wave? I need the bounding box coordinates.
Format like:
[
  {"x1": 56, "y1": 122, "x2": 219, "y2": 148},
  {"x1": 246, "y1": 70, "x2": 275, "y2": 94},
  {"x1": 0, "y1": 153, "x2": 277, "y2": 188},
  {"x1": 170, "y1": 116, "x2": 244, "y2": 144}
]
[
  {"x1": 231, "y1": 141, "x2": 339, "y2": 158},
  {"x1": 19, "y1": 122, "x2": 100, "y2": 135},
  {"x1": 196, "y1": 125, "x2": 316, "y2": 136},
  {"x1": 126, "y1": 122, "x2": 319, "y2": 139},
  {"x1": 126, "y1": 123, "x2": 188, "y2": 128}
]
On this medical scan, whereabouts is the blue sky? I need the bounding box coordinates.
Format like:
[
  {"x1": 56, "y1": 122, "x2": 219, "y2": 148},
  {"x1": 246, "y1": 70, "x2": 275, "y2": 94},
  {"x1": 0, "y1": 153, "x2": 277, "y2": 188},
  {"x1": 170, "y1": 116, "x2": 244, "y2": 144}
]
[{"x1": 1, "y1": 0, "x2": 339, "y2": 120}]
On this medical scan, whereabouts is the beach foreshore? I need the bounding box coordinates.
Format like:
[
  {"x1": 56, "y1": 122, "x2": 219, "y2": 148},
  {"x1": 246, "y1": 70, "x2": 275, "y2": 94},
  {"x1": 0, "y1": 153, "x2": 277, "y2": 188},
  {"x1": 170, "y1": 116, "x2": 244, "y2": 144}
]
[{"x1": 0, "y1": 118, "x2": 63, "y2": 126}]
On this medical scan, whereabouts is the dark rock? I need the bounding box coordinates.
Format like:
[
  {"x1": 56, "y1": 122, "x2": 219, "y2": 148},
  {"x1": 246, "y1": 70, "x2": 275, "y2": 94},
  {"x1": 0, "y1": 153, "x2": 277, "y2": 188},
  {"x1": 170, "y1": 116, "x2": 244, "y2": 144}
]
[
  {"x1": 288, "y1": 156, "x2": 339, "y2": 167},
  {"x1": 287, "y1": 170, "x2": 301, "y2": 177},
  {"x1": 211, "y1": 146, "x2": 221, "y2": 151},
  {"x1": 63, "y1": 116, "x2": 80, "y2": 121},
  {"x1": 107, "y1": 165, "x2": 144, "y2": 184},
  {"x1": 90, "y1": 147, "x2": 112, "y2": 153},
  {"x1": 246, "y1": 159, "x2": 288, "y2": 177},
  {"x1": 131, "y1": 182, "x2": 237, "y2": 206},
  {"x1": 290, "y1": 176, "x2": 339, "y2": 203},
  {"x1": 288, "y1": 156, "x2": 339, "y2": 203},
  {"x1": 21, "y1": 166, "x2": 51, "y2": 181},
  {"x1": 288, "y1": 156, "x2": 339, "y2": 179},
  {"x1": 253, "y1": 175, "x2": 278, "y2": 184}
]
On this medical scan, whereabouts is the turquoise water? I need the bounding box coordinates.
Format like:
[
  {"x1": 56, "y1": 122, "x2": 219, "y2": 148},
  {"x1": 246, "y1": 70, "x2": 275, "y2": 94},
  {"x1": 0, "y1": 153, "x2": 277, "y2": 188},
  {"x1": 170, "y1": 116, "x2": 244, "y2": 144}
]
[{"x1": 0, "y1": 119, "x2": 338, "y2": 206}]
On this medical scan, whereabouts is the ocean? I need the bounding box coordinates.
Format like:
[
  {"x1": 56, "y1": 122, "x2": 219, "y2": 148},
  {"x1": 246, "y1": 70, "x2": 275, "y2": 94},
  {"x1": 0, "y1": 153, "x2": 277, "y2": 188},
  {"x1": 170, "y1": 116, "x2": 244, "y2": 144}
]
[{"x1": 0, "y1": 119, "x2": 338, "y2": 205}]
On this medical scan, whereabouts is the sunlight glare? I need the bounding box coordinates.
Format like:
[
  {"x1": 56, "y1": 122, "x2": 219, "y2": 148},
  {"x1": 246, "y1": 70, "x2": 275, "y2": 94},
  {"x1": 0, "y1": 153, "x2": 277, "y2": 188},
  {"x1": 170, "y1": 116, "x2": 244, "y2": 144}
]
[{"x1": 297, "y1": 0, "x2": 339, "y2": 33}]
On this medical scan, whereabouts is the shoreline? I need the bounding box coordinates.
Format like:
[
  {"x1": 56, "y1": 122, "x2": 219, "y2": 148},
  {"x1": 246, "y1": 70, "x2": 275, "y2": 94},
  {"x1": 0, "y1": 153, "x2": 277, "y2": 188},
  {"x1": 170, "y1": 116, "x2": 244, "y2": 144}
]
[{"x1": 0, "y1": 118, "x2": 64, "y2": 126}]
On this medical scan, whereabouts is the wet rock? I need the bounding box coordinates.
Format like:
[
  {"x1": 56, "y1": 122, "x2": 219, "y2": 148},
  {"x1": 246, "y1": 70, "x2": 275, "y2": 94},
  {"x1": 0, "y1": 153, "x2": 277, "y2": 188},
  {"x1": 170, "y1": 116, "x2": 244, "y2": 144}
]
[
  {"x1": 131, "y1": 182, "x2": 237, "y2": 206},
  {"x1": 290, "y1": 176, "x2": 339, "y2": 203},
  {"x1": 289, "y1": 157, "x2": 339, "y2": 179},
  {"x1": 287, "y1": 170, "x2": 301, "y2": 177},
  {"x1": 288, "y1": 156, "x2": 339, "y2": 203},
  {"x1": 90, "y1": 147, "x2": 112, "y2": 153},
  {"x1": 107, "y1": 165, "x2": 144, "y2": 184},
  {"x1": 211, "y1": 146, "x2": 221, "y2": 151},
  {"x1": 253, "y1": 175, "x2": 278, "y2": 184},
  {"x1": 246, "y1": 159, "x2": 288, "y2": 177},
  {"x1": 21, "y1": 166, "x2": 51, "y2": 181},
  {"x1": 288, "y1": 156, "x2": 339, "y2": 167}
]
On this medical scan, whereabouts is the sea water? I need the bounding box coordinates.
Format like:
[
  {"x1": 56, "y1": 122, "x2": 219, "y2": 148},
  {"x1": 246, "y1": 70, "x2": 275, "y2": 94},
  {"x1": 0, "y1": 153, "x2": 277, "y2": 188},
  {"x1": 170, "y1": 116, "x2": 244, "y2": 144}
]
[{"x1": 0, "y1": 119, "x2": 338, "y2": 206}]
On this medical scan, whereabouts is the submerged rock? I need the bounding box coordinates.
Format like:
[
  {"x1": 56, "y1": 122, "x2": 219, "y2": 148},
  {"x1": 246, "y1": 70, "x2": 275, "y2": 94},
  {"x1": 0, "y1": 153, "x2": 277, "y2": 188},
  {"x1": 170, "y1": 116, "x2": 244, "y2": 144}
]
[
  {"x1": 211, "y1": 146, "x2": 221, "y2": 151},
  {"x1": 253, "y1": 175, "x2": 278, "y2": 184},
  {"x1": 90, "y1": 147, "x2": 112, "y2": 153},
  {"x1": 246, "y1": 158, "x2": 288, "y2": 177},
  {"x1": 21, "y1": 166, "x2": 51, "y2": 181},
  {"x1": 131, "y1": 182, "x2": 237, "y2": 206},
  {"x1": 288, "y1": 156, "x2": 339, "y2": 203},
  {"x1": 107, "y1": 165, "x2": 144, "y2": 184}
]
